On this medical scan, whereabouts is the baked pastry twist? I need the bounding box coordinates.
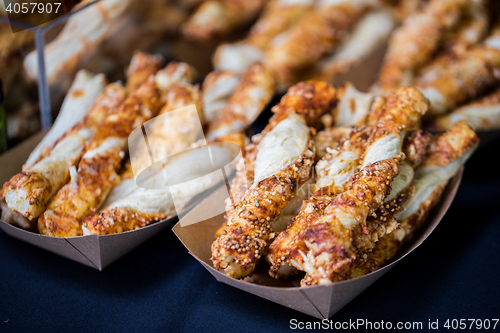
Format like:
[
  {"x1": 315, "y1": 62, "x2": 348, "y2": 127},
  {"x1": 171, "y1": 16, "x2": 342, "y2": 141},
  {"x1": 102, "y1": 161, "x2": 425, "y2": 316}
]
[
  {"x1": 1, "y1": 83, "x2": 127, "y2": 223},
  {"x1": 378, "y1": 0, "x2": 467, "y2": 92}
]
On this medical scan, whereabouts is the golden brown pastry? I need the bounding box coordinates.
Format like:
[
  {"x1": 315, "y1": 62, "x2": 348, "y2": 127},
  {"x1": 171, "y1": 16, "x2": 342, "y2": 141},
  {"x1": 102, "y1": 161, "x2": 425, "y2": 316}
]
[
  {"x1": 268, "y1": 87, "x2": 428, "y2": 284},
  {"x1": 430, "y1": 87, "x2": 500, "y2": 131},
  {"x1": 201, "y1": 70, "x2": 241, "y2": 123},
  {"x1": 1, "y1": 82, "x2": 127, "y2": 224},
  {"x1": 211, "y1": 81, "x2": 338, "y2": 278},
  {"x1": 38, "y1": 78, "x2": 163, "y2": 237},
  {"x1": 264, "y1": 0, "x2": 371, "y2": 88},
  {"x1": 83, "y1": 133, "x2": 245, "y2": 235},
  {"x1": 207, "y1": 63, "x2": 275, "y2": 138},
  {"x1": 211, "y1": 114, "x2": 315, "y2": 278},
  {"x1": 181, "y1": 0, "x2": 266, "y2": 42},
  {"x1": 267, "y1": 126, "x2": 371, "y2": 278},
  {"x1": 312, "y1": 10, "x2": 396, "y2": 82},
  {"x1": 212, "y1": 0, "x2": 315, "y2": 74},
  {"x1": 351, "y1": 121, "x2": 479, "y2": 278},
  {"x1": 377, "y1": 0, "x2": 467, "y2": 92},
  {"x1": 416, "y1": 24, "x2": 500, "y2": 116}
]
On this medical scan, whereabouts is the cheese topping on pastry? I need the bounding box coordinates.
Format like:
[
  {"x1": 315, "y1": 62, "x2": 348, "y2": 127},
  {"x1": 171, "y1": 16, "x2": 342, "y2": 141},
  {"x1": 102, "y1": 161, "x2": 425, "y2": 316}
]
[
  {"x1": 385, "y1": 161, "x2": 413, "y2": 203},
  {"x1": 395, "y1": 152, "x2": 469, "y2": 221},
  {"x1": 362, "y1": 134, "x2": 401, "y2": 167},
  {"x1": 314, "y1": 150, "x2": 360, "y2": 191},
  {"x1": 254, "y1": 114, "x2": 309, "y2": 183}
]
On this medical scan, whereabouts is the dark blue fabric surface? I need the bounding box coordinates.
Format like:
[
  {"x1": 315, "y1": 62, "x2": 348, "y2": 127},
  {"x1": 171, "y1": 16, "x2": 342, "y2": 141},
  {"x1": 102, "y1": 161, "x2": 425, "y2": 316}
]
[{"x1": 1, "y1": 140, "x2": 499, "y2": 333}]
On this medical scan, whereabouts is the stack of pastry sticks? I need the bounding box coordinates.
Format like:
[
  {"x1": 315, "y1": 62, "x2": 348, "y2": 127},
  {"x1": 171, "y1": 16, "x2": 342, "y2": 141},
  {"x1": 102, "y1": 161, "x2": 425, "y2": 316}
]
[
  {"x1": 0, "y1": 52, "x2": 254, "y2": 237},
  {"x1": 209, "y1": 0, "x2": 400, "y2": 89},
  {"x1": 376, "y1": 0, "x2": 500, "y2": 132},
  {"x1": 211, "y1": 80, "x2": 479, "y2": 286},
  {"x1": 195, "y1": 0, "x2": 500, "y2": 134}
]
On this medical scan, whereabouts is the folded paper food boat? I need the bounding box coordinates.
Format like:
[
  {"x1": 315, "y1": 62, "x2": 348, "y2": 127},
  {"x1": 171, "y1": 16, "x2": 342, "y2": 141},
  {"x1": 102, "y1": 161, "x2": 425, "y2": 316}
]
[
  {"x1": 0, "y1": 132, "x2": 180, "y2": 270},
  {"x1": 173, "y1": 169, "x2": 463, "y2": 319}
]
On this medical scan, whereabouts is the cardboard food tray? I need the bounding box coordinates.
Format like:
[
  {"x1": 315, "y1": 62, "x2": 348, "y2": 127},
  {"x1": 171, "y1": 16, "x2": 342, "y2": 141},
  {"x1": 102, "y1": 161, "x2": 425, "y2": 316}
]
[
  {"x1": 0, "y1": 131, "x2": 206, "y2": 271},
  {"x1": 173, "y1": 168, "x2": 463, "y2": 319}
]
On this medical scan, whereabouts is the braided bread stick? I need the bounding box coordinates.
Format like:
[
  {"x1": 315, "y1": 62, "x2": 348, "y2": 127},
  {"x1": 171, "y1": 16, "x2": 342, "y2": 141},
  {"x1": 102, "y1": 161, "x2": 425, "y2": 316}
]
[
  {"x1": 351, "y1": 120, "x2": 479, "y2": 278},
  {"x1": 431, "y1": 87, "x2": 500, "y2": 131},
  {"x1": 416, "y1": 24, "x2": 500, "y2": 116},
  {"x1": 267, "y1": 126, "x2": 372, "y2": 277},
  {"x1": 38, "y1": 58, "x2": 164, "y2": 237},
  {"x1": 83, "y1": 133, "x2": 245, "y2": 235},
  {"x1": 1, "y1": 83, "x2": 127, "y2": 224},
  {"x1": 282, "y1": 87, "x2": 428, "y2": 285},
  {"x1": 207, "y1": 63, "x2": 275, "y2": 138},
  {"x1": 212, "y1": 0, "x2": 315, "y2": 74},
  {"x1": 264, "y1": 0, "x2": 371, "y2": 88},
  {"x1": 377, "y1": 0, "x2": 467, "y2": 92},
  {"x1": 181, "y1": 0, "x2": 266, "y2": 42},
  {"x1": 104, "y1": 62, "x2": 200, "y2": 206},
  {"x1": 211, "y1": 81, "x2": 338, "y2": 277},
  {"x1": 211, "y1": 114, "x2": 314, "y2": 278}
]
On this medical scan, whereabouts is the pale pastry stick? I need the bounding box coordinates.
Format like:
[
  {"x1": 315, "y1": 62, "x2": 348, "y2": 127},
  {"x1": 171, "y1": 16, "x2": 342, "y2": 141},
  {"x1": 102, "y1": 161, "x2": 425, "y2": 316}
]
[
  {"x1": 312, "y1": 10, "x2": 396, "y2": 82},
  {"x1": 1, "y1": 83, "x2": 128, "y2": 224},
  {"x1": 264, "y1": 0, "x2": 371, "y2": 88},
  {"x1": 201, "y1": 70, "x2": 241, "y2": 123},
  {"x1": 23, "y1": 0, "x2": 133, "y2": 88},
  {"x1": 211, "y1": 114, "x2": 315, "y2": 278},
  {"x1": 351, "y1": 121, "x2": 479, "y2": 278},
  {"x1": 24, "y1": 70, "x2": 107, "y2": 169},
  {"x1": 181, "y1": 0, "x2": 266, "y2": 42},
  {"x1": 207, "y1": 63, "x2": 275, "y2": 139},
  {"x1": 284, "y1": 87, "x2": 428, "y2": 285},
  {"x1": 212, "y1": 0, "x2": 315, "y2": 74},
  {"x1": 38, "y1": 77, "x2": 163, "y2": 237},
  {"x1": 125, "y1": 52, "x2": 164, "y2": 92},
  {"x1": 416, "y1": 25, "x2": 500, "y2": 116},
  {"x1": 377, "y1": 0, "x2": 467, "y2": 93},
  {"x1": 430, "y1": 88, "x2": 500, "y2": 131},
  {"x1": 83, "y1": 133, "x2": 245, "y2": 235}
]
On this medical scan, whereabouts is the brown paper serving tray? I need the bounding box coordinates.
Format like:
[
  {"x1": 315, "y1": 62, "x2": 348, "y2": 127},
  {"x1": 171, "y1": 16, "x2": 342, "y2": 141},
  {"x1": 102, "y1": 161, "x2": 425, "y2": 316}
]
[
  {"x1": 173, "y1": 168, "x2": 463, "y2": 319},
  {"x1": 0, "y1": 131, "x2": 184, "y2": 271}
]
